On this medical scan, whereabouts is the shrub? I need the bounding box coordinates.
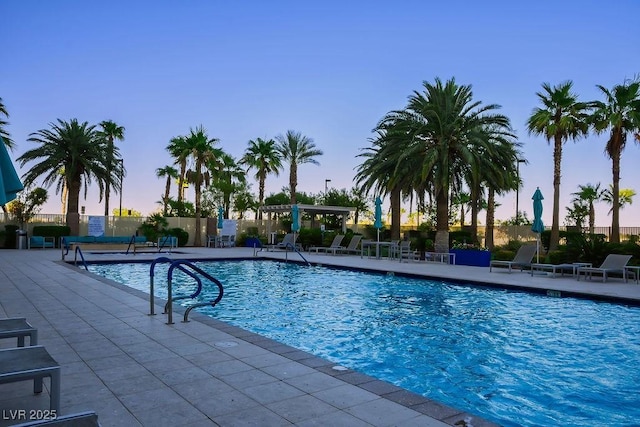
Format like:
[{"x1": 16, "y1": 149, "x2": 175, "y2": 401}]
[
  {"x1": 32, "y1": 226, "x2": 71, "y2": 247},
  {"x1": 167, "y1": 227, "x2": 188, "y2": 247},
  {"x1": 298, "y1": 228, "x2": 322, "y2": 249}
]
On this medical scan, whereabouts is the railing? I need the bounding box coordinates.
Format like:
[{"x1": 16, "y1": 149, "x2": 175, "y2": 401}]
[
  {"x1": 73, "y1": 246, "x2": 88, "y2": 271},
  {"x1": 149, "y1": 257, "x2": 224, "y2": 324},
  {"x1": 125, "y1": 235, "x2": 136, "y2": 255},
  {"x1": 284, "y1": 242, "x2": 310, "y2": 266}
]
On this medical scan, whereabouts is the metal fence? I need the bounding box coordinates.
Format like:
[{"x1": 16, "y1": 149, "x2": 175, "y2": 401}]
[{"x1": 1, "y1": 213, "x2": 638, "y2": 247}]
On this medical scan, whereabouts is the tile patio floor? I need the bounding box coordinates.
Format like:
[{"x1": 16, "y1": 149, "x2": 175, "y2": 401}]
[{"x1": 1, "y1": 247, "x2": 638, "y2": 426}]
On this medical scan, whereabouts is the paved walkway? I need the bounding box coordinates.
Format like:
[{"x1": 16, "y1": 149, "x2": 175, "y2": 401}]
[{"x1": 1, "y1": 247, "x2": 638, "y2": 426}]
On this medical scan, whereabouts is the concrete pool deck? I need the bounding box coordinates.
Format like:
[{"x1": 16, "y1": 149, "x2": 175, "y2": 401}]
[{"x1": 1, "y1": 247, "x2": 639, "y2": 426}]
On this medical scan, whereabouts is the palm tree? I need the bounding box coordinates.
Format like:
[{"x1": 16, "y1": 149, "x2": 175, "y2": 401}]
[
  {"x1": 166, "y1": 135, "x2": 190, "y2": 203},
  {"x1": 591, "y1": 78, "x2": 640, "y2": 243},
  {"x1": 527, "y1": 81, "x2": 591, "y2": 251},
  {"x1": 18, "y1": 119, "x2": 116, "y2": 235},
  {"x1": 602, "y1": 185, "x2": 636, "y2": 213},
  {"x1": 571, "y1": 183, "x2": 603, "y2": 234},
  {"x1": 240, "y1": 137, "x2": 282, "y2": 219},
  {"x1": 156, "y1": 165, "x2": 179, "y2": 215},
  {"x1": 383, "y1": 77, "x2": 514, "y2": 253},
  {"x1": 209, "y1": 153, "x2": 245, "y2": 218},
  {"x1": 98, "y1": 120, "x2": 125, "y2": 217},
  {"x1": 276, "y1": 130, "x2": 323, "y2": 204},
  {"x1": 0, "y1": 97, "x2": 14, "y2": 149},
  {"x1": 184, "y1": 125, "x2": 221, "y2": 246}
]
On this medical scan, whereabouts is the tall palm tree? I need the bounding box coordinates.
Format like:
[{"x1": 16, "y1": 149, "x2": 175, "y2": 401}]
[
  {"x1": 591, "y1": 78, "x2": 640, "y2": 243},
  {"x1": 527, "y1": 81, "x2": 591, "y2": 251},
  {"x1": 98, "y1": 120, "x2": 125, "y2": 217},
  {"x1": 184, "y1": 125, "x2": 220, "y2": 246},
  {"x1": 166, "y1": 135, "x2": 190, "y2": 203},
  {"x1": 0, "y1": 97, "x2": 14, "y2": 149},
  {"x1": 156, "y1": 165, "x2": 179, "y2": 215},
  {"x1": 209, "y1": 153, "x2": 245, "y2": 218},
  {"x1": 276, "y1": 130, "x2": 323, "y2": 204},
  {"x1": 571, "y1": 183, "x2": 603, "y2": 234},
  {"x1": 384, "y1": 77, "x2": 514, "y2": 253},
  {"x1": 18, "y1": 119, "x2": 116, "y2": 235},
  {"x1": 240, "y1": 138, "x2": 282, "y2": 219}
]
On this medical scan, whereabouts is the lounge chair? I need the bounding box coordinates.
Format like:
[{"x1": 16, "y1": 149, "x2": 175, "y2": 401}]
[
  {"x1": 398, "y1": 240, "x2": 419, "y2": 262},
  {"x1": 0, "y1": 317, "x2": 38, "y2": 347},
  {"x1": 338, "y1": 235, "x2": 363, "y2": 255},
  {"x1": 576, "y1": 254, "x2": 633, "y2": 282},
  {"x1": 309, "y1": 234, "x2": 346, "y2": 254},
  {"x1": 489, "y1": 244, "x2": 537, "y2": 272},
  {"x1": 266, "y1": 233, "x2": 299, "y2": 251}
]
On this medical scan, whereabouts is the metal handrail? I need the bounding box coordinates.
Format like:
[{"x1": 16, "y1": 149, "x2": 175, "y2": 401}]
[
  {"x1": 149, "y1": 257, "x2": 192, "y2": 315},
  {"x1": 167, "y1": 260, "x2": 224, "y2": 324},
  {"x1": 73, "y1": 246, "x2": 88, "y2": 271},
  {"x1": 157, "y1": 236, "x2": 176, "y2": 253},
  {"x1": 284, "y1": 242, "x2": 310, "y2": 266},
  {"x1": 125, "y1": 235, "x2": 136, "y2": 255}
]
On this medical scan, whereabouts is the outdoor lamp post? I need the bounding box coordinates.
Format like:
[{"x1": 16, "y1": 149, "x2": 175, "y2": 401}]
[
  {"x1": 324, "y1": 179, "x2": 331, "y2": 195},
  {"x1": 515, "y1": 159, "x2": 526, "y2": 224},
  {"x1": 119, "y1": 159, "x2": 124, "y2": 217}
]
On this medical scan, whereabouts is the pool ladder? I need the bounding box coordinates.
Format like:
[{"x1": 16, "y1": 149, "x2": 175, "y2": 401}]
[{"x1": 149, "y1": 257, "x2": 224, "y2": 324}]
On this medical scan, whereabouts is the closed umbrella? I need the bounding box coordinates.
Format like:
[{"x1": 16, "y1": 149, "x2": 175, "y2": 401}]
[
  {"x1": 374, "y1": 197, "x2": 383, "y2": 242},
  {"x1": 217, "y1": 206, "x2": 224, "y2": 229},
  {"x1": 0, "y1": 136, "x2": 23, "y2": 206},
  {"x1": 531, "y1": 188, "x2": 544, "y2": 263},
  {"x1": 291, "y1": 204, "x2": 300, "y2": 233}
]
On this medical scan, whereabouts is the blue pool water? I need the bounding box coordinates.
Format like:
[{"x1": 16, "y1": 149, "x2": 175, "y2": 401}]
[{"x1": 90, "y1": 260, "x2": 640, "y2": 427}]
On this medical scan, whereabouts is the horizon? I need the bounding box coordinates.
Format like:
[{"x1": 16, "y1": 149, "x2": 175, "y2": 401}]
[{"x1": 2, "y1": 1, "x2": 639, "y2": 227}]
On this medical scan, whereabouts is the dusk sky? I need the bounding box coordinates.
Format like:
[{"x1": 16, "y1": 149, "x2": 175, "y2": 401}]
[{"x1": 2, "y1": 1, "x2": 639, "y2": 227}]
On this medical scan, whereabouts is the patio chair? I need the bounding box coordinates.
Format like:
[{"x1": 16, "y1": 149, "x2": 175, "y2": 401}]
[
  {"x1": 338, "y1": 235, "x2": 363, "y2": 255},
  {"x1": 309, "y1": 234, "x2": 346, "y2": 254},
  {"x1": 489, "y1": 244, "x2": 537, "y2": 273},
  {"x1": 265, "y1": 233, "x2": 299, "y2": 251},
  {"x1": 0, "y1": 317, "x2": 38, "y2": 347},
  {"x1": 576, "y1": 254, "x2": 633, "y2": 282},
  {"x1": 398, "y1": 240, "x2": 419, "y2": 262}
]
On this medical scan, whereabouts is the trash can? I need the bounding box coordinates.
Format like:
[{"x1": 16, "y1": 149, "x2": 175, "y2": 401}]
[{"x1": 16, "y1": 230, "x2": 28, "y2": 250}]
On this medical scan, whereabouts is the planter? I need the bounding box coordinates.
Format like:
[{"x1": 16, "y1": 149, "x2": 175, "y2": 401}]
[
  {"x1": 244, "y1": 237, "x2": 262, "y2": 248},
  {"x1": 451, "y1": 249, "x2": 491, "y2": 267}
]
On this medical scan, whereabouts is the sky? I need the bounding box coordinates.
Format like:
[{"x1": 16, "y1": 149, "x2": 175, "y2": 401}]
[{"x1": 2, "y1": 1, "x2": 639, "y2": 227}]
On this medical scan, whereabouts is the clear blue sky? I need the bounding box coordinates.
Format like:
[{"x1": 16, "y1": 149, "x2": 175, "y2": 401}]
[{"x1": 2, "y1": 1, "x2": 639, "y2": 227}]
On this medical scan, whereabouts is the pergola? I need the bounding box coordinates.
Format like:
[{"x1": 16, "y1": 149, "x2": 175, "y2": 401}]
[{"x1": 259, "y1": 204, "x2": 357, "y2": 234}]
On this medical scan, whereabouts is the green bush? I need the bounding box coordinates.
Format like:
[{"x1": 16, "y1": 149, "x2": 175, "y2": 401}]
[
  {"x1": 32, "y1": 226, "x2": 71, "y2": 247},
  {"x1": 167, "y1": 228, "x2": 188, "y2": 247},
  {"x1": 449, "y1": 230, "x2": 474, "y2": 246},
  {"x1": 298, "y1": 228, "x2": 322, "y2": 249},
  {"x1": 492, "y1": 249, "x2": 515, "y2": 261}
]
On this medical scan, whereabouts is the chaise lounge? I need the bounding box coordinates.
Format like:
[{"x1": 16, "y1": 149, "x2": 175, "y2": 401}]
[
  {"x1": 489, "y1": 244, "x2": 537, "y2": 273},
  {"x1": 576, "y1": 254, "x2": 633, "y2": 282}
]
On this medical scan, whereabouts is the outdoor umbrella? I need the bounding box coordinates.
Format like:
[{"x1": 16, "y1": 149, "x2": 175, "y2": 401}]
[
  {"x1": 291, "y1": 204, "x2": 300, "y2": 233},
  {"x1": 374, "y1": 197, "x2": 383, "y2": 242},
  {"x1": 217, "y1": 206, "x2": 224, "y2": 229},
  {"x1": 531, "y1": 188, "x2": 545, "y2": 263},
  {"x1": 0, "y1": 136, "x2": 23, "y2": 206}
]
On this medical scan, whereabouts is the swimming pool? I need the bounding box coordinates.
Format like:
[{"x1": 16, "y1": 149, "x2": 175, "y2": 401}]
[{"x1": 90, "y1": 259, "x2": 640, "y2": 427}]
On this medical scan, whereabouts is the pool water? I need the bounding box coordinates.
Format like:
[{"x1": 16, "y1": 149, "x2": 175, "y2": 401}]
[{"x1": 90, "y1": 260, "x2": 640, "y2": 427}]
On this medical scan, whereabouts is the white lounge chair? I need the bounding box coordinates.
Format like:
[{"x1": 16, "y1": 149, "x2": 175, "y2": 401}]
[
  {"x1": 489, "y1": 244, "x2": 537, "y2": 272},
  {"x1": 576, "y1": 254, "x2": 633, "y2": 282},
  {"x1": 310, "y1": 234, "x2": 346, "y2": 254},
  {"x1": 338, "y1": 235, "x2": 363, "y2": 255},
  {"x1": 265, "y1": 233, "x2": 298, "y2": 251},
  {"x1": 398, "y1": 240, "x2": 419, "y2": 262}
]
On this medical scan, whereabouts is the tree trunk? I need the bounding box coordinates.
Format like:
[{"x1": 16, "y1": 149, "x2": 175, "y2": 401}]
[
  {"x1": 194, "y1": 160, "x2": 203, "y2": 247},
  {"x1": 390, "y1": 187, "x2": 401, "y2": 240},
  {"x1": 290, "y1": 162, "x2": 297, "y2": 204},
  {"x1": 485, "y1": 188, "x2": 495, "y2": 250},
  {"x1": 434, "y1": 187, "x2": 449, "y2": 253},
  {"x1": 550, "y1": 134, "x2": 563, "y2": 251},
  {"x1": 589, "y1": 202, "x2": 595, "y2": 235},
  {"x1": 66, "y1": 178, "x2": 81, "y2": 236},
  {"x1": 258, "y1": 172, "x2": 265, "y2": 220},
  {"x1": 470, "y1": 183, "x2": 479, "y2": 244},
  {"x1": 611, "y1": 148, "x2": 621, "y2": 243}
]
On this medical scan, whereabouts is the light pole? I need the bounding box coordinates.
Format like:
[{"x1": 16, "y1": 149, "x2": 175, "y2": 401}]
[
  {"x1": 324, "y1": 179, "x2": 331, "y2": 201},
  {"x1": 119, "y1": 159, "x2": 124, "y2": 216},
  {"x1": 515, "y1": 159, "x2": 525, "y2": 224}
]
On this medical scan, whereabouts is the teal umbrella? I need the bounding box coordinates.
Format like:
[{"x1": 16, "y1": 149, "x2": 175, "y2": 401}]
[
  {"x1": 531, "y1": 188, "x2": 544, "y2": 263},
  {"x1": 374, "y1": 197, "x2": 383, "y2": 241},
  {"x1": 291, "y1": 204, "x2": 300, "y2": 233},
  {"x1": 0, "y1": 136, "x2": 23, "y2": 205},
  {"x1": 217, "y1": 206, "x2": 224, "y2": 229}
]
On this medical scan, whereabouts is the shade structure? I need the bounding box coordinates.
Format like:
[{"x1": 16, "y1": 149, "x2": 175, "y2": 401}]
[
  {"x1": 217, "y1": 206, "x2": 224, "y2": 229},
  {"x1": 531, "y1": 188, "x2": 544, "y2": 263},
  {"x1": 0, "y1": 136, "x2": 23, "y2": 206},
  {"x1": 374, "y1": 197, "x2": 383, "y2": 241},
  {"x1": 291, "y1": 204, "x2": 300, "y2": 233}
]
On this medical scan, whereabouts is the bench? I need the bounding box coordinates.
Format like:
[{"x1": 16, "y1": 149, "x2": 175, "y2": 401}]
[
  {"x1": 29, "y1": 236, "x2": 55, "y2": 249},
  {"x1": 0, "y1": 346, "x2": 61, "y2": 412},
  {"x1": 0, "y1": 317, "x2": 38, "y2": 347},
  {"x1": 62, "y1": 236, "x2": 148, "y2": 252}
]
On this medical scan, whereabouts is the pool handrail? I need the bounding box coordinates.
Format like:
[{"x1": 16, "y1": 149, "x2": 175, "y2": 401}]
[
  {"x1": 284, "y1": 242, "x2": 311, "y2": 266},
  {"x1": 125, "y1": 235, "x2": 136, "y2": 255},
  {"x1": 73, "y1": 246, "x2": 88, "y2": 271},
  {"x1": 149, "y1": 256, "x2": 189, "y2": 315},
  {"x1": 167, "y1": 260, "x2": 224, "y2": 324}
]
